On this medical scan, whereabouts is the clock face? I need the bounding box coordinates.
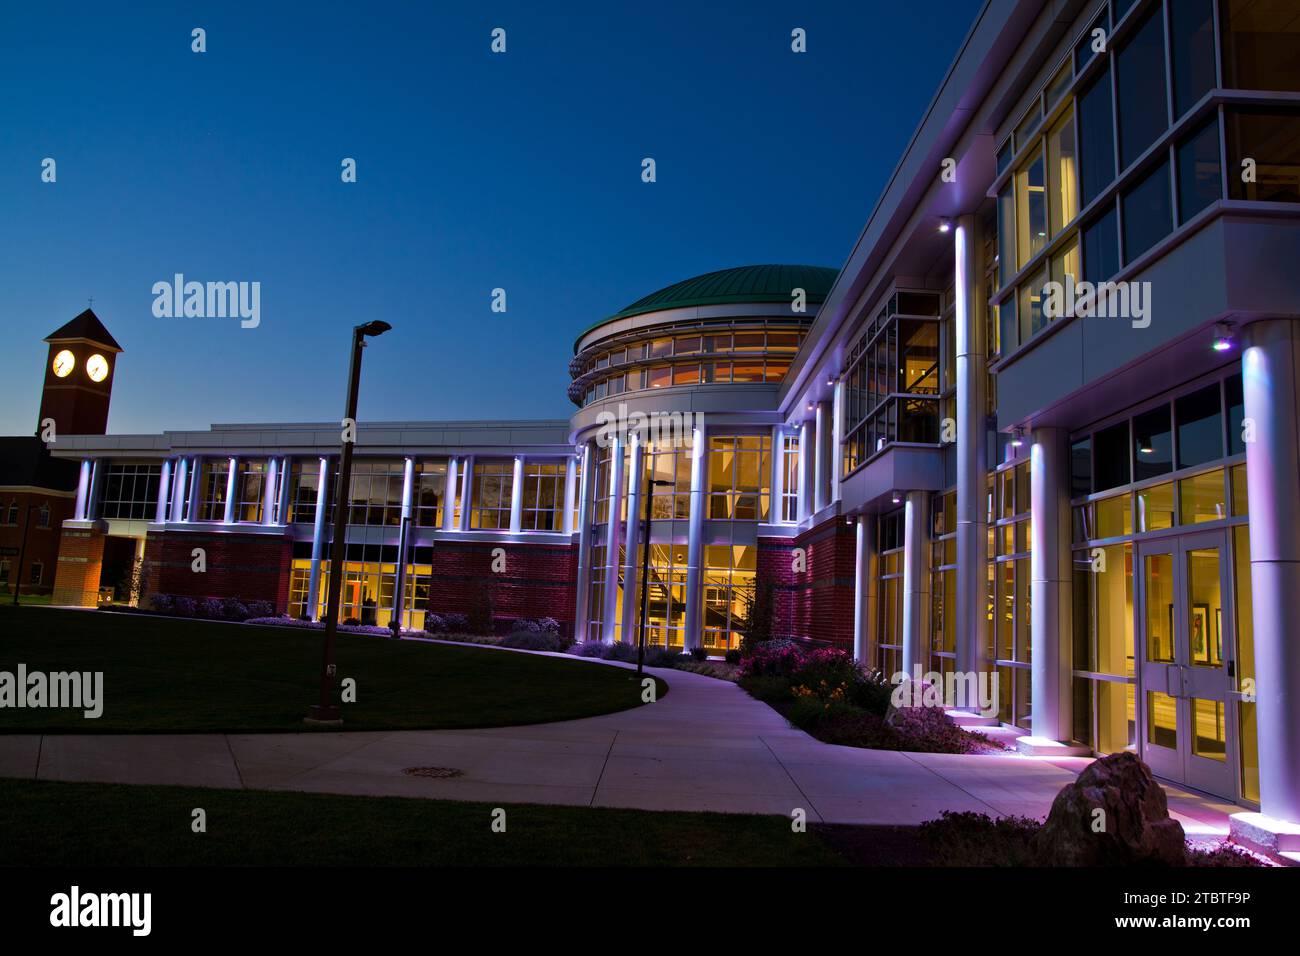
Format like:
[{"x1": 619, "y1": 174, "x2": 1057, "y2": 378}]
[
  {"x1": 86, "y1": 353, "x2": 109, "y2": 383},
  {"x1": 52, "y1": 349, "x2": 76, "y2": 377}
]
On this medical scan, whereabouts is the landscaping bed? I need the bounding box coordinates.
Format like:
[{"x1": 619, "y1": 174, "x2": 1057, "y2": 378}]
[{"x1": 737, "y1": 642, "x2": 1003, "y2": 754}]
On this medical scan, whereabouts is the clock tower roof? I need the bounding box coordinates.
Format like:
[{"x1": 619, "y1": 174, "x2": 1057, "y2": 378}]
[{"x1": 44, "y1": 308, "x2": 122, "y2": 353}]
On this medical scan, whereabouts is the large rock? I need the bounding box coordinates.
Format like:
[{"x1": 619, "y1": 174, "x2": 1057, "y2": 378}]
[{"x1": 1034, "y1": 752, "x2": 1187, "y2": 866}]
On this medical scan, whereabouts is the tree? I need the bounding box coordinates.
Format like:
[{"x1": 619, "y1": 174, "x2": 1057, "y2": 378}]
[
  {"x1": 735, "y1": 581, "x2": 774, "y2": 653},
  {"x1": 468, "y1": 582, "x2": 495, "y2": 636}
]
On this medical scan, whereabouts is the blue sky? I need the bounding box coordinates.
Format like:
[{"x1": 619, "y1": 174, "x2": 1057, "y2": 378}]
[{"x1": 0, "y1": 0, "x2": 978, "y2": 435}]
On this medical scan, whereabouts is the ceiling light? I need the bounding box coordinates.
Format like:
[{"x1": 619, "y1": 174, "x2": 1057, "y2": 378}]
[{"x1": 1212, "y1": 322, "x2": 1235, "y2": 352}]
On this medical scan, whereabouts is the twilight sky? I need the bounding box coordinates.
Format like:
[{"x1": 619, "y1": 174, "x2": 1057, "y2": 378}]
[{"x1": 0, "y1": 0, "x2": 977, "y2": 436}]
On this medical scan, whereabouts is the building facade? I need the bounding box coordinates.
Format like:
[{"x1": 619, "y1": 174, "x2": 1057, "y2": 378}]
[{"x1": 29, "y1": 0, "x2": 1300, "y2": 833}]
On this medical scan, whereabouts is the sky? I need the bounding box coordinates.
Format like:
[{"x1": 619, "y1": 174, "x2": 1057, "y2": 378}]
[{"x1": 0, "y1": 0, "x2": 979, "y2": 436}]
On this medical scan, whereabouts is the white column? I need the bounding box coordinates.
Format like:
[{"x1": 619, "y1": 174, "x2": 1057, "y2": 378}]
[
  {"x1": 509, "y1": 455, "x2": 525, "y2": 533},
  {"x1": 619, "y1": 434, "x2": 645, "y2": 645},
  {"x1": 306, "y1": 457, "x2": 329, "y2": 621},
  {"x1": 770, "y1": 426, "x2": 786, "y2": 524},
  {"x1": 74, "y1": 459, "x2": 91, "y2": 521},
  {"x1": 443, "y1": 457, "x2": 459, "y2": 531},
  {"x1": 276, "y1": 456, "x2": 293, "y2": 523},
  {"x1": 955, "y1": 214, "x2": 990, "y2": 680},
  {"x1": 814, "y1": 400, "x2": 832, "y2": 514},
  {"x1": 1025, "y1": 427, "x2": 1085, "y2": 754},
  {"x1": 261, "y1": 458, "x2": 279, "y2": 526},
  {"x1": 222, "y1": 457, "x2": 238, "y2": 523},
  {"x1": 1241, "y1": 320, "x2": 1300, "y2": 824},
  {"x1": 682, "y1": 425, "x2": 707, "y2": 650},
  {"x1": 832, "y1": 382, "x2": 844, "y2": 504},
  {"x1": 86, "y1": 459, "x2": 105, "y2": 520},
  {"x1": 458, "y1": 456, "x2": 475, "y2": 531},
  {"x1": 901, "y1": 491, "x2": 930, "y2": 673},
  {"x1": 798, "y1": 419, "x2": 813, "y2": 521},
  {"x1": 573, "y1": 444, "x2": 594, "y2": 641},
  {"x1": 600, "y1": 437, "x2": 625, "y2": 643},
  {"x1": 563, "y1": 454, "x2": 578, "y2": 537},
  {"x1": 154, "y1": 459, "x2": 172, "y2": 524},
  {"x1": 170, "y1": 457, "x2": 188, "y2": 522},
  {"x1": 185, "y1": 456, "x2": 202, "y2": 521},
  {"x1": 392, "y1": 456, "x2": 415, "y2": 629},
  {"x1": 853, "y1": 514, "x2": 878, "y2": 664}
]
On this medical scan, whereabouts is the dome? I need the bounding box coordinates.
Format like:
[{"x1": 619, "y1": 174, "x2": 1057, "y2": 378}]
[{"x1": 609, "y1": 264, "x2": 838, "y2": 321}]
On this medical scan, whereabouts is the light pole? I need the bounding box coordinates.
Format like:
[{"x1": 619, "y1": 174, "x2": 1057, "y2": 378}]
[
  {"x1": 637, "y1": 478, "x2": 675, "y2": 677},
  {"x1": 10, "y1": 504, "x2": 40, "y2": 606},
  {"x1": 306, "y1": 320, "x2": 392, "y2": 725}
]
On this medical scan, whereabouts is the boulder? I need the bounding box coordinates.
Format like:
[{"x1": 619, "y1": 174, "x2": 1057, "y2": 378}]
[{"x1": 1034, "y1": 751, "x2": 1187, "y2": 866}]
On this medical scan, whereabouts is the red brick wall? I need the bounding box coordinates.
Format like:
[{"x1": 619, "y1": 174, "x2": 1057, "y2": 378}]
[
  {"x1": 51, "y1": 527, "x2": 105, "y2": 607},
  {"x1": 426, "y1": 540, "x2": 578, "y2": 630},
  {"x1": 758, "y1": 515, "x2": 856, "y2": 650},
  {"x1": 146, "y1": 530, "x2": 292, "y2": 611},
  {"x1": 0, "y1": 491, "x2": 75, "y2": 596}
]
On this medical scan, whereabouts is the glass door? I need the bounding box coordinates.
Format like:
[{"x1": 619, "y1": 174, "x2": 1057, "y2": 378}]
[{"x1": 1137, "y1": 531, "x2": 1236, "y2": 797}]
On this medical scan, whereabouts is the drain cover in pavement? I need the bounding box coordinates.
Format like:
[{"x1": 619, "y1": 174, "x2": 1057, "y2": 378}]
[{"x1": 402, "y1": 766, "x2": 464, "y2": 779}]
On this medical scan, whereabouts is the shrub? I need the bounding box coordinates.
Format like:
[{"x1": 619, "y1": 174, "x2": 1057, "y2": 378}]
[
  {"x1": 737, "y1": 642, "x2": 806, "y2": 679},
  {"x1": 919, "y1": 812, "x2": 1041, "y2": 867},
  {"x1": 149, "y1": 593, "x2": 174, "y2": 614},
  {"x1": 442, "y1": 612, "x2": 471, "y2": 633},
  {"x1": 342, "y1": 616, "x2": 360, "y2": 626},
  {"x1": 220, "y1": 598, "x2": 250, "y2": 621},
  {"x1": 786, "y1": 693, "x2": 863, "y2": 729},
  {"x1": 536, "y1": 617, "x2": 560, "y2": 634},
  {"x1": 197, "y1": 597, "x2": 224, "y2": 620},
  {"x1": 847, "y1": 668, "x2": 896, "y2": 717},
  {"x1": 724, "y1": 649, "x2": 741, "y2": 665},
  {"x1": 689, "y1": 646, "x2": 707, "y2": 661},
  {"x1": 573, "y1": 641, "x2": 608, "y2": 657},
  {"x1": 246, "y1": 600, "x2": 274, "y2": 618},
  {"x1": 641, "y1": 647, "x2": 689, "y2": 668},
  {"x1": 423, "y1": 613, "x2": 448, "y2": 634},
  {"x1": 735, "y1": 582, "x2": 774, "y2": 651},
  {"x1": 738, "y1": 675, "x2": 792, "y2": 702},
  {"x1": 173, "y1": 596, "x2": 196, "y2": 618},
  {"x1": 604, "y1": 641, "x2": 638, "y2": 663},
  {"x1": 500, "y1": 630, "x2": 573, "y2": 652}
]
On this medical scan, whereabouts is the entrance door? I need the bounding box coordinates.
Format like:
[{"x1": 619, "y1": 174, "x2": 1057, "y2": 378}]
[{"x1": 1137, "y1": 531, "x2": 1235, "y2": 797}]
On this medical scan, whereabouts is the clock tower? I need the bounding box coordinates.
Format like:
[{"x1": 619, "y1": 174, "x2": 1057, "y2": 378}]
[{"x1": 38, "y1": 308, "x2": 122, "y2": 437}]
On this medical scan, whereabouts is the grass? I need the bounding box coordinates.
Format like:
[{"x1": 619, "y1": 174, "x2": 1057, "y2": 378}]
[
  {"x1": 0, "y1": 605, "x2": 665, "y2": 733},
  {"x1": 0, "y1": 778, "x2": 849, "y2": 867}
]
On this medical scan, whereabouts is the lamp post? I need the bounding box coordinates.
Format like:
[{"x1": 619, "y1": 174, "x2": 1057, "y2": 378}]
[
  {"x1": 10, "y1": 504, "x2": 40, "y2": 606},
  {"x1": 306, "y1": 320, "x2": 392, "y2": 725},
  {"x1": 637, "y1": 478, "x2": 675, "y2": 677}
]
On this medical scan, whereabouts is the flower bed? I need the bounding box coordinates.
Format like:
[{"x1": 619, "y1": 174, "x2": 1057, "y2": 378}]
[{"x1": 736, "y1": 642, "x2": 1002, "y2": 754}]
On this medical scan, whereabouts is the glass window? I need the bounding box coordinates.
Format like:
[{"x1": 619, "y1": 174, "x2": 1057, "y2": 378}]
[
  {"x1": 1136, "y1": 481, "x2": 1175, "y2": 532},
  {"x1": 1122, "y1": 160, "x2": 1172, "y2": 263},
  {"x1": 99, "y1": 462, "x2": 163, "y2": 520},
  {"x1": 520, "y1": 461, "x2": 565, "y2": 531},
  {"x1": 1016, "y1": 148, "x2": 1048, "y2": 266},
  {"x1": 1222, "y1": 0, "x2": 1300, "y2": 93},
  {"x1": 1071, "y1": 438, "x2": 1092, "y2": 497},
  {"x1": 1048, "y1": 107, "x2": 1078, "y2": 234},
  {"x1": 1050, "y1": 238, "x2": 1080, "y2": 291},
  {"x1": 1227, "y1": 108, "x2": 1300, "y2": 204},
  {"x1": 1045, "y1": 61, "x2": 1072, "y2": 111},
  {"x1": 1019, "y1": 268, "x2": 1048, "y2": 339},
  {"x1": 998, "y1": 294, "x2": 1018, "y2": 354},
  {"x1": 235, "y1": 459, "x2": 269, "y2": 523},
  {"x1": 1096, "y1": 492, "x2": 1132, "y2": 538},
  {"x1": 468, "y1": 459, "x2": 514, "y2": 530},
  {"x1": 1075, "y1": 14, "x2": 1106, "y2": 72},
  {"x1": 1179, "y1": 469, "x2": 1227, "y2": 524},
  {"x1": 1176, "y1": 383, "x2": 1224, "y2": 468},
  {"x1": 415, "y1": 461, "x2": 447, "y2": 528},
  {"x1": 1171, "y1": 0, "x2": 1217, "y2": 117},
  {"x1": 1015, "y1": 104, "x2": 1043, "y2": 153},
  {"x1": 1095, "y1": 421, "x2": 1131, "y2": 491},
  {"x1": 1226, "y1": 373, "x2": 1246, "y2": 456},
  {"x1": 1134, "y1": 405, "x2": 1174, "y2": 480},
  {"x1": 1177, "y1": 116, "x2": 1223, "y2": 223},
  {"x1": 998, "y1": 184, "x2": 1017, "y2": 287},
  {"x1": 1079, "y1": 66, "x2": 1116, "y2": 206},
  {"x1": 1082, "y1": 204, "x2": 1120, "y2": 283},
  {"x1": 1116, "y1": 6, "x2": 1169, "y2": 171}
]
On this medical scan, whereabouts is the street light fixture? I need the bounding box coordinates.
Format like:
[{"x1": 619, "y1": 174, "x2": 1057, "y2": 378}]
[
  {"x1": 306, "y1": 320, "x2": 392, "y2": 725},
  {"x1": 636, "y1": 477, "x2": 676, "y2": 678}
]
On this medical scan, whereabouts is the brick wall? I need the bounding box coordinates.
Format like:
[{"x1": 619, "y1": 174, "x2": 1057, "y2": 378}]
[
  {"x1": 758, "y1": 514, "x2": 856, "y2": 650},
  {"x1": 425, "y1": 540, "x2": 578, "y2": 631},
  {"x1": 146, "y1": 530, "x2": 293, "y2": 611},
  {"x1": 0, "y1": 491, "x2": 76, "y2": 597},
  {"x1": 51, "y1": 527, "x2": 105, "y2": 607}
]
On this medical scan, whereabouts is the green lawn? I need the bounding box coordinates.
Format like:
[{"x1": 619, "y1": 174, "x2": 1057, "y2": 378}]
[
  {"x1": 0, "y1": 606, "x2": 664, "y2": 732},
  {"x1": 0, "y1": 778, "x2": 848, "y2": 867}
]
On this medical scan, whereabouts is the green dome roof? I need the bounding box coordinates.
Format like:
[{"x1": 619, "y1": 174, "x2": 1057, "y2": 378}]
[{"x1": 609, "y1": 264, "x2": 838, "y2": 321}]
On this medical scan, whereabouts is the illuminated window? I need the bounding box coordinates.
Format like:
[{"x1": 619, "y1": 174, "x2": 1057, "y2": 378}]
[{"x1": 468, "y1": 459, "x2": 514, "y2": 530}]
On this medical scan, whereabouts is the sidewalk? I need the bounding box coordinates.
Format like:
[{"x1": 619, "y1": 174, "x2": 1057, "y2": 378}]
[{"x1": 0, "y1": 658, "x2": 1239, "y2": 835}]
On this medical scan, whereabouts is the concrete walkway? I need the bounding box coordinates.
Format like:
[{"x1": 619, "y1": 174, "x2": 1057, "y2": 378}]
[{"x1": 0, "y1": 656, "x2": 1238, "y2": 835}]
